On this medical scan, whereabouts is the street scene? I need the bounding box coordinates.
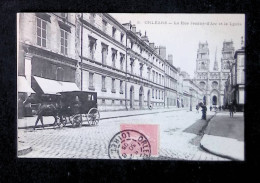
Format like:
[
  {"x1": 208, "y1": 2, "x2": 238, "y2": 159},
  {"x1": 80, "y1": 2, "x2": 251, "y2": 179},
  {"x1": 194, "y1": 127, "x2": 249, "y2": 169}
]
[
  {"x1": 17, "y1": 13, "x2": 245, "y2": 160},
  {"x1": 19, "y1": 108, "x2": 242, "y2": 160}
]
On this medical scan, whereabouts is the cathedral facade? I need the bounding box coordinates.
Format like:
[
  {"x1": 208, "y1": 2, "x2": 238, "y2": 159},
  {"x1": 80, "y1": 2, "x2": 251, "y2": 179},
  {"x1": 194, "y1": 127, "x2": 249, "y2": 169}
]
[{"x1": 194, "y1": 41, "x2": 234, "y2": 107}]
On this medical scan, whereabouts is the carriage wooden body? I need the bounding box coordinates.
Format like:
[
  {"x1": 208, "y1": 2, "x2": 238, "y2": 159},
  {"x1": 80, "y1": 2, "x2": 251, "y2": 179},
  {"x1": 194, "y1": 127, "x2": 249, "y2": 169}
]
[{"x1": 58, "y1": 91, "x2": 100, "y2": 127}]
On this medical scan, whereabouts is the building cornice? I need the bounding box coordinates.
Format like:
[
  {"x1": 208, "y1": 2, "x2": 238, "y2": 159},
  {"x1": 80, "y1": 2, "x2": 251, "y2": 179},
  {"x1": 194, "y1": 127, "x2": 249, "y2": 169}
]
[
  {"x1": 127, "y1": 48, "x2": 164, "y2": 73},
  {"x1": 21, "y1": 42, "x2": 78, "y2": 68}
]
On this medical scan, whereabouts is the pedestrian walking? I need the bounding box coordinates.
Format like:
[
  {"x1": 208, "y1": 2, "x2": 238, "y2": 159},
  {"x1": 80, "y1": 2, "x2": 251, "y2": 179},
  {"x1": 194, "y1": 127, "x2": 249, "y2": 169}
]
[
  {"x1": 201, "y1": 104, "x2": 207, "y2": 120},
  {"x1": 219, "y1": 106, "x2": 221, "y2": 111},
  {"x1": 229, "y1": 102, "x2": 234, "y2": 117},
  {"x1": 210, "y1": 106, "x2": 212, "y2": 111},
  {"x1": 149, "y1": 102, "x2": 153, "y2": 110}
]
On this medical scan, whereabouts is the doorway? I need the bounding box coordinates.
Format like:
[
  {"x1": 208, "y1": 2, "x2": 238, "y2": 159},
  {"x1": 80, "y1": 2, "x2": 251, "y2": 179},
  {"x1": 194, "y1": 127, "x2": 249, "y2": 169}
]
[{"x1": 212, "y1": 95, "x2": 217, "y2": 105}]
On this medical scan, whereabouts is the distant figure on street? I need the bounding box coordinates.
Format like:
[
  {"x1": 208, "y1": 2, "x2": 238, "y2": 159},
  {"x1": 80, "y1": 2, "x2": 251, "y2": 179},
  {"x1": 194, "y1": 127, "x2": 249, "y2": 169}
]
[
  {"x1": 229, "y1": 102, "x2": 234, "y2": 117},
  {"x1": 149, "y1": 102, "x2": 153, "y2": 110},
  {"x1": 222, "y1": 105, "x2": 225, "y2": 111},
  {"x1": 210, "y1": 106, "x2": 212, "y2": 111},
  {"x1": 201, "y1": 104, "x2": 207, "y2": 120},
  {"x1": 219, "y1": 106, "x2": 221, "y2": 111}
]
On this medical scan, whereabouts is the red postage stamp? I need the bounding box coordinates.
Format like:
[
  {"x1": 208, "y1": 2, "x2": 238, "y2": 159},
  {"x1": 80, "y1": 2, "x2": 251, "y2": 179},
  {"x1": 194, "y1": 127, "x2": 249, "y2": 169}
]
[{"x1": 108, "y1": 124, "x2": 159, "y2": 159}]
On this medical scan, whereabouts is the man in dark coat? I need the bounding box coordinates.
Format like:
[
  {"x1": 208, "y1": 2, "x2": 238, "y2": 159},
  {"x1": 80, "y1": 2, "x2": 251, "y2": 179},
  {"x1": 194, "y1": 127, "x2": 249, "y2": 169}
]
[
  {"x1": 229, "y1": 102, "x2": 234, "y2": 117},
  {"x1": 201, "y1": 104, "x2": 207, "y2": 120}
]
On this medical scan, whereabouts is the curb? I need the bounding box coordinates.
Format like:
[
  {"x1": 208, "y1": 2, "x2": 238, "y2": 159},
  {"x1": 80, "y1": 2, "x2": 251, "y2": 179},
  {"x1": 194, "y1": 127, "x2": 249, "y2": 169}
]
[
  {"x1": 200, "y1": 140, "x2": 242, "y2": 161},
  {"x1": 100, "y1": 108, "x2": 184, "y2": 120},
  {"x1": 18, "y1": 108, "x2": 186, "y2": 130},
  {"x1": 18, "y1": 146, "x2": 32, "y2": 156},
  {"x1": 199, "y1": 112, "x2": 241, "y2": 161},
  {"x1": 200, "y1": 113, "x2": 216, "y2": 135}
]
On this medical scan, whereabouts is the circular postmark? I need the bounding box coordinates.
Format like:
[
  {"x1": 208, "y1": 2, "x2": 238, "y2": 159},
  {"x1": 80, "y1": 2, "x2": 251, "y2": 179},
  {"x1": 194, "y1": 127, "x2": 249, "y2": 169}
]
[{"x1": 108, "y1": 130, "x2": 151, "y2": 160}]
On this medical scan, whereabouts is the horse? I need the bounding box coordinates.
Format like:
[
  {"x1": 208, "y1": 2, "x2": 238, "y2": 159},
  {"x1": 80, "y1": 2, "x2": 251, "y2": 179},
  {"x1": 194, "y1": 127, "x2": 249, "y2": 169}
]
[{"x1": 23, "y1": 95, "x2": 61, "y2": 129}]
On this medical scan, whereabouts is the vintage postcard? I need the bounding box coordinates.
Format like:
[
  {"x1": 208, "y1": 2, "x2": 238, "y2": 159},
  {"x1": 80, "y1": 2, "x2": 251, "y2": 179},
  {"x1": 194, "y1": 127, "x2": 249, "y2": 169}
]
[{"x1": 17, "y1": 13, "x2": 245, "y2": 160}]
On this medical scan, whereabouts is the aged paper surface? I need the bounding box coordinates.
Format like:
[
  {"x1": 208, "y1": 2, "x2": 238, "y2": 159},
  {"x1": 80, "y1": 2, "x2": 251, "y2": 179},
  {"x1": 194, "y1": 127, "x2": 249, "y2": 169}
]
[{"x1": 17, "y1": 13, "x2": 244, "y2": 160}]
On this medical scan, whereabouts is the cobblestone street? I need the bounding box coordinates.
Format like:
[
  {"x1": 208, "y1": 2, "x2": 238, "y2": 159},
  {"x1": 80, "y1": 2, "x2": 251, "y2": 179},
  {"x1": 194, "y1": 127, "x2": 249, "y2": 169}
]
[{"x1": 18, "y1": 110, "x2": 228, "y2": 160}]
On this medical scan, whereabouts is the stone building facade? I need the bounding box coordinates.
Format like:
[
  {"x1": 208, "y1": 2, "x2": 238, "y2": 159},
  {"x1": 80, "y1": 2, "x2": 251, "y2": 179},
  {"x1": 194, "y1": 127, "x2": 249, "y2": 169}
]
[
  {"x1": 18, "y1": 13, "x2": 79, "y2": 115},
  {"x1": 18, "y1": 13, "x2": 78, "y2": 85},
  {"x1": 164, "y1": 55, "x2": 178, "y2": 108},
  {"x1": 123, "y1": 23, "x2": 166, "y2": 110},
  {"x1": 224, "y1": 39, "x2": 245, "y2": 111},
  {"x1": 194, "y1": 41, "x2": 233, "y2": 107},
  {"x1": 18, "y1": 13, "x2": 206, "y2": 112},
  {"x1": 76, "y1": 13, "x2": 127, "y2": 111}
]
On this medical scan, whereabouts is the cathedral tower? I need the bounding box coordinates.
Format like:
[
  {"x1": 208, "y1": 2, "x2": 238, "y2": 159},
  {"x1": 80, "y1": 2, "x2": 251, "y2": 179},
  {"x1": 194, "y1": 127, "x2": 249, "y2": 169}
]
[
  {"x1": 221, "y1": 40, "x2": 235, "y2": 71},
  {"x1": 196, "y1": 41, "x2": 210, "y2": 72},
  {"x1": 194, "y1": 41, "x2": 210, "y2": 104},
  {"x1": 194, "y1": 40, "x2": 233, "y2": 107}
]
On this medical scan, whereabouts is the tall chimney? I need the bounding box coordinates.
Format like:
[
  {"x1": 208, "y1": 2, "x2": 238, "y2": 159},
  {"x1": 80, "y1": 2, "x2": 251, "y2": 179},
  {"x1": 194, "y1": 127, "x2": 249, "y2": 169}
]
[
  {"x1": 168, "y1": 54, "x2": 173, "y2": 65},
  {"x1": 159, "y1": 46, "x2": 166, "y2": 60},
  {"x1": 141, "y1": 31, "x2": 149, "y2": 44}
]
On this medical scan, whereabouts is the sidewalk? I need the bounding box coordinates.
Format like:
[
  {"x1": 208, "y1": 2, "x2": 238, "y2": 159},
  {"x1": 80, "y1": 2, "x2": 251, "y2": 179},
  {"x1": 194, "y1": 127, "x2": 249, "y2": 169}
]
[
  {"x1": 200, "y1": 111, "x2": 244, "y2": 161},
  {"x1": 17, "y1": 107, "x2": 188, "y2": 129}
]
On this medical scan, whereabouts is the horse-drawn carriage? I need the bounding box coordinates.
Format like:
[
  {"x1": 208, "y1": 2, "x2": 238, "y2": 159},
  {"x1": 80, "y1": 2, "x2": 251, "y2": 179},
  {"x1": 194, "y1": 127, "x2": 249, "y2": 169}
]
[
  {"x1": 26, "y1": 91, "x2": 100, "y2": 128},
  {"x1": 58, "y1": 91, "x2": 100, "y2": 127}
]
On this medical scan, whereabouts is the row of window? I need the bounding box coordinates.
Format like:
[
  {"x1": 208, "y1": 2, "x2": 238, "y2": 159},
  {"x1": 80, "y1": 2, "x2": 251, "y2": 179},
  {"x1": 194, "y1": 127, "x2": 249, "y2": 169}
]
[
  {"x1": 88, "y1": 73, "x2": 124, "y2": 93},
  {"x1": 165, "y1": 77, "x2": 177, "y2": 90},
  {"x1": 165, "y1": 64, "x2": 177, "y2": 79},
  {"x1": 151, "y1": 70, "x2": 164, "y2": 85},
  {"x1": 128, "y1": 40, "x2": 164, "y2": 70},
  {"x1": 36, "y1": 17, "x2": 69, "y2": 56},
  {"x1": 88, "y1": 13, "x2": 167, "y2": 74},
  {"x1": 89, "y1": 13, "x2": 125, "y2": 44},
  {"x1": 89, "y1": 72, "x2": 164, "y2": 100},
  {"x1": 152, "y1": 89, "x2": 164, "y2": 100},
  {"x1": 88, "y1": 37, "x2": 126, "y2": 70}
]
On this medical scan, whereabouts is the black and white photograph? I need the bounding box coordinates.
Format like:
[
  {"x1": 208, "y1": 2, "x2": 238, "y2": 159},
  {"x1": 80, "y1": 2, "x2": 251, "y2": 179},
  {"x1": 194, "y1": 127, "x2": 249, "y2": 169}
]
[{"x1": 17, "y1": 13, "x2": 245, "y2": 161}]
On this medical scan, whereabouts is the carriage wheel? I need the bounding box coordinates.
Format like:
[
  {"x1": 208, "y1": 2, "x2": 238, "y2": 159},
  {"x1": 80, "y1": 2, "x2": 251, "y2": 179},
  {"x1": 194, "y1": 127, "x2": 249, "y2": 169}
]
[
  {"x1": 87, "y1": 108, "x2": 100, "y2": 126},
  {"x1": 72, "y1": 114, "x2": 82, "y2": 128}
]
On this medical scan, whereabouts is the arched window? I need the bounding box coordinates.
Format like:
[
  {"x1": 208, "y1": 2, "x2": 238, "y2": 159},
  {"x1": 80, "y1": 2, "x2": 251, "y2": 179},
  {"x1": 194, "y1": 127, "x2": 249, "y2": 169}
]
[{"x1": 212, "y1": 81, "x2": 218, "y2": 89}]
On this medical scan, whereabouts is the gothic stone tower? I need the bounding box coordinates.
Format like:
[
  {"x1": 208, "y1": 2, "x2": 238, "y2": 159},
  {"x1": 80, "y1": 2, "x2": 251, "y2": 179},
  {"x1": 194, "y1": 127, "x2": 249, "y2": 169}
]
[
  {"x1": 194, "y1": 41, "x2": 210, "y2": 105},
  {"x1": 194, "y1": 40, "x2": 233, "y2": 107}
]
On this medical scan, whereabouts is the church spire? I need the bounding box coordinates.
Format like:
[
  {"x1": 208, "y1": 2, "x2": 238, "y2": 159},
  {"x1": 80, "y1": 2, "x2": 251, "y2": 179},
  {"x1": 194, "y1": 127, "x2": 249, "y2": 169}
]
[{"x1": 213, "y1": 47, "x2": 219, "y2": 71}]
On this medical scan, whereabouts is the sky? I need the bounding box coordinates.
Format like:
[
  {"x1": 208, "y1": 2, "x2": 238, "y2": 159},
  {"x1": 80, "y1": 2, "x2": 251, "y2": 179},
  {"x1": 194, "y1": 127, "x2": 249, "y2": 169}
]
[{"x1": 110, "y1": 13, "x2": 245, "y2": 78}]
